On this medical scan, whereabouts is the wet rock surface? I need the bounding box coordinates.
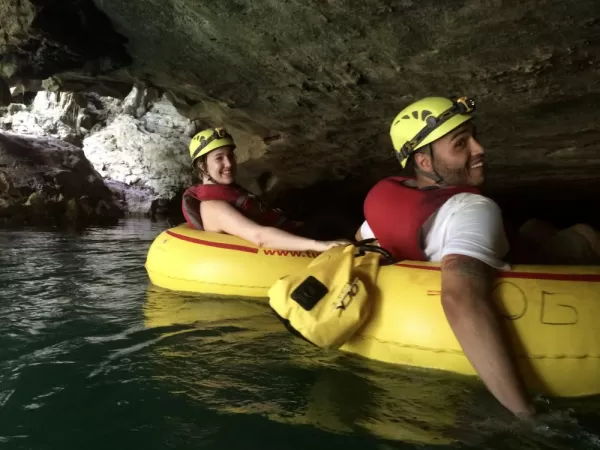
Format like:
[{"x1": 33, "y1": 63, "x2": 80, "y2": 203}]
[{"x1": 0, "y1": 131, "x2": 123, "y2": 227}]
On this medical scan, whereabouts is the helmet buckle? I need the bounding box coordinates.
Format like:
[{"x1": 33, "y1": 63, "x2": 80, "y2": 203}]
[{"x1": 425, "y1": 116, "x2": 438, "y2": 127}]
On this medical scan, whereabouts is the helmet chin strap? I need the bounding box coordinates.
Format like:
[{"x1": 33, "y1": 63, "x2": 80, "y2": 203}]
[
  {"x1": 414, "y1": 145, "x2": 446, "y2": 187},
  {"x1": 199, "y1": 164, "x2": 223, "y2": 185},
  {"x1": 198, "y1": 150, "x2": 237, "y2": 186},
  {"x1": 202, "y1": 172, "x2": 220, "y2": 185},
  {"x1": 415, "y1": 168, "x2": 445, "y2": 186},
  {"x1": 201, "y1": 168, "x2": 242, "y2": 190}
]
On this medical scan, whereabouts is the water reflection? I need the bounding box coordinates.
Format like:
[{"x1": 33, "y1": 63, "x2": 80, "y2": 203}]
[{"x1": 143, "y1": 286, "x2": 484, "y2": 445}]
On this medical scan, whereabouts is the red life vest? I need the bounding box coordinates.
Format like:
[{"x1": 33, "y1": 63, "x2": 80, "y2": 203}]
[
  {"x1": 181, "y1": 183, "x2": 301, "y2": 232},
  {"x1": 363, "y1": 176, "x2": 481, "y2": 261}
]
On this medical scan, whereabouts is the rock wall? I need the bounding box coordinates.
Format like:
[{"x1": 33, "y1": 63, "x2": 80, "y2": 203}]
[
  {"x1": 0, "y1": 131, "x2": 122, "y2": 227},
  {"x1": 0, "y1": 87, "x2": 202, "y2": 216},
  {"x1": 2, "y1": 0, "x2": 600, "y2": 228},
  {"x1": 0, "y1": 0, "x2": 131, "y2": 94},
  {"x1": 2, "y1": 91, "x2": 91, "y2": 145},
  {"x1": 82, "y1": 86, "x2": 195, "y2": 202},
  {"x1": 3, "y1": 0, "x2": 600, "y2": 195}
]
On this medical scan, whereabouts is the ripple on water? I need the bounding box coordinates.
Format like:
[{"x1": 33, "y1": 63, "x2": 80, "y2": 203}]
[{"x1": 0, "y1": 220, "x2": 599, "y2": 449}]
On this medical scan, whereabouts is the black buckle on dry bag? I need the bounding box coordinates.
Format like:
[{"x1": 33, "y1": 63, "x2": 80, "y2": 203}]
[{"x1": 354, "y1": 239, "x2": 395, "y2": 266}]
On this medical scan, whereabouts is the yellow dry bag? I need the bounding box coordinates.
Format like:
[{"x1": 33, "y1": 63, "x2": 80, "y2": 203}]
[{"x1": 268, "y1": 241, "x2": 392, "y2": 349}]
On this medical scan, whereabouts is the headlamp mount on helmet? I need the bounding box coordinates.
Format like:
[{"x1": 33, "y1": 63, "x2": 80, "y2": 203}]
[{"x1": 396, "y1": 96, "x2": 475, "y2": 162}]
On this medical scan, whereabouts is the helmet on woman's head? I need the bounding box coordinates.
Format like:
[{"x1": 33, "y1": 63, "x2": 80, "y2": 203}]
[{"x1": 189, "y1": 127, "x2": 236, "y2": 165}]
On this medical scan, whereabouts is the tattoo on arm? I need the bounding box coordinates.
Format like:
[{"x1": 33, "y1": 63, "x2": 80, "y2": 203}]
[{"x1": 441, "y1": 254, "x2": 493, "y2": 291}]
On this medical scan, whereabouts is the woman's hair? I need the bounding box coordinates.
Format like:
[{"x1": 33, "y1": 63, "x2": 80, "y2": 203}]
[{"x1": 194, "y1": 155, "x2": 209, "y2": 183}]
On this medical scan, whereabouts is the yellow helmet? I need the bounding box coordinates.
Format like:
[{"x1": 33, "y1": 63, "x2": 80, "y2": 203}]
[
  {"x1": 189, "y1": 127, "x2": 236, "y2": 163},
  {"x1": 390, "y1": 96, "x2": 476, "y2": 167}
]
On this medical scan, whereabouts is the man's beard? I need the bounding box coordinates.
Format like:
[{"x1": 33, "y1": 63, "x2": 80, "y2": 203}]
[{"x1": 432, "y1": 158, "x2": 483, "y2": 186}]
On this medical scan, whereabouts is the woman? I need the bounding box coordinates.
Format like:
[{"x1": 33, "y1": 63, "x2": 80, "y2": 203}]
[{"x1": 181, "y1": 127, "x2": 350, "y2": 252}]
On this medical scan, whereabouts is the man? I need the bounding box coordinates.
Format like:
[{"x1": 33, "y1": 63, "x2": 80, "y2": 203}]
[{"x1": 357, "y1": 96, "x2": 536, "y2": 419}]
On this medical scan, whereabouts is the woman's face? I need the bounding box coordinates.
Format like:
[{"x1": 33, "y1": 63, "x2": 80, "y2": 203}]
[{"x1": 202, "y1": 146, "x2": 237, "y2": 184}]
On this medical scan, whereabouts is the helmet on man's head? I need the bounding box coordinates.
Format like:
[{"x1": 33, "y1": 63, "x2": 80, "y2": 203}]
[
  {"x1": 189, "y1": 127, "x2": 236, "y2": 165},
  {"x1": 390, "y1": 96, "x2": 476, "y2": 168}
]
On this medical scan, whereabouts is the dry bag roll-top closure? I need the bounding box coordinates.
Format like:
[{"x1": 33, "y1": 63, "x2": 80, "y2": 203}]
[{"x1": 268, "y1": 241, "x2": 393, "y2": 349}]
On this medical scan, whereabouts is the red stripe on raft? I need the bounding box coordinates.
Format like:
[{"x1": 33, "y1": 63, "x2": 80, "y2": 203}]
[
  {"x1": 395, "y1": 263, "x2": 600, "y2": 282},
  {"x1": 166, "y1": 230, "x2": 259, "y2": 254},
  {"x1": 163, "y1": 233, "x2": 600, "y2": 281}
]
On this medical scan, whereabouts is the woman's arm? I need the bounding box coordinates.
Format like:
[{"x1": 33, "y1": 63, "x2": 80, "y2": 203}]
[{"x1": 201, "y1": 200, "x2": 348, "y2": 252}]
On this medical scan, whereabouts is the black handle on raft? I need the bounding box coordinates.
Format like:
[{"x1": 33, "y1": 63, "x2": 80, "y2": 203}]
[
  {"x1": 355, "y1": 238, "x2": 377, "y2": 246},
  {"x1": 354, "y1": 239, "x2": 395, "y2": 266}
]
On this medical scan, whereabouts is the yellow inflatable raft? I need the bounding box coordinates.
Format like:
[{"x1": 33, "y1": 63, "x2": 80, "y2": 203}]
[{"x1": 145, "y1": 224, "x2": 600, "y2": 398}]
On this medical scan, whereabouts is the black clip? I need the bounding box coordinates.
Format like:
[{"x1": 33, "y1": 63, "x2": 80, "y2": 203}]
[{"x1": 354, "y1": 240, "x2": 395, "y2": 266}]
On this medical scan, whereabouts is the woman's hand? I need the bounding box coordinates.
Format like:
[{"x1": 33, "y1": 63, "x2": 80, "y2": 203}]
[{"x1": 312, "y1": 239, "x2": 352, "y2": 252}]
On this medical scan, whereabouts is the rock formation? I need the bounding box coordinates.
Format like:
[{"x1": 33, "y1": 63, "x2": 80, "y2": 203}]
[
  {"x1": 0, "y1": 87, "x2": 201, "y2": 217},
  {"x1": 1, "y1": 0, "x2": 600, "y2": 226},
  {"x1": 82, "y1": 86, "x2": 196, "y2": 205},
  {"x1": 0, "y1": 131, "x2": 122, "y2": 227}
]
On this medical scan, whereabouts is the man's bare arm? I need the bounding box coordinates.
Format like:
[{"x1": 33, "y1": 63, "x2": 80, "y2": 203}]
[{"x1": 441, "y1": 254, "x2": 535, "y2": 418}]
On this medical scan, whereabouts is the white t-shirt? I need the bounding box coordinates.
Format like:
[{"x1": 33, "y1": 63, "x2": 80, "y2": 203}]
[{"x1": 360, "y1": 192, "x2": 510, "y2": 270}]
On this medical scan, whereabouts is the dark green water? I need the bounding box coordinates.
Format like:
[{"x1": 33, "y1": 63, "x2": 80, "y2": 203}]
[{"x1": 1, "y1": 219, "x2": 600, "y2": 450}]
